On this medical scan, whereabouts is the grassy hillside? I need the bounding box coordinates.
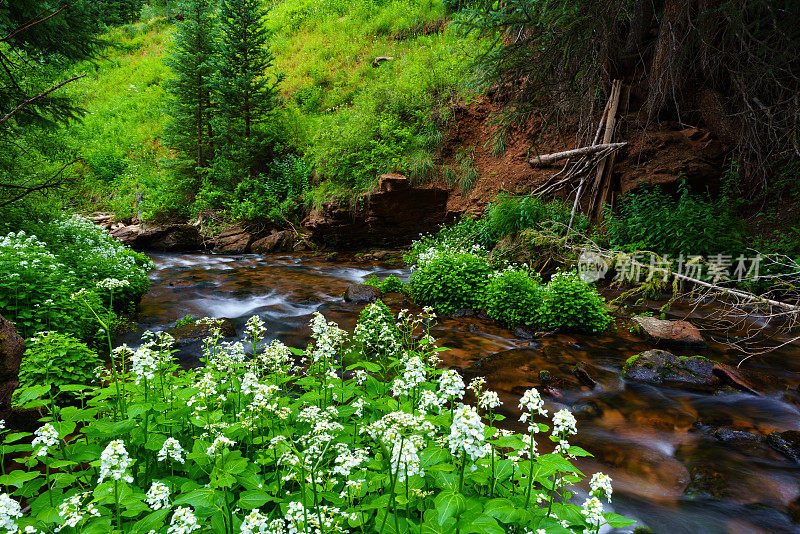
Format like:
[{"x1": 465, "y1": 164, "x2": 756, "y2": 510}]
[{"x1": 62, "y1": 0, "x2": 482, "y2": 221}]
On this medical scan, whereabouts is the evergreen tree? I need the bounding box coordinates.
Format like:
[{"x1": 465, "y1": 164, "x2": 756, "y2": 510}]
[
  {"x1": 212, "y1": 0, "x2": 282, "y2": 182},
  {"x1": 164, "y1": 0, "x2": 217, "y2": 171}
]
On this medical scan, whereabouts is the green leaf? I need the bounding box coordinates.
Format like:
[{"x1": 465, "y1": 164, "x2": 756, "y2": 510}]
[
  {"x1": 460, "y1": 515, "x2": 504, "y2": 534},
  {"x1": 132, "y1": 508, "x2": 171, "y2": 534},
  {"x1": 434, "y1": 490, "x2": 465, "y2": 526},
  {"x1": 174, "y1": 488, "x2": 224, "y2": 513},
  {"x1": 605, "y1": 512, "x2": 637, "y2": 528},
  {"x1": 0, "y1": 470, "x2": 40, "y2": 487},
  {"x1": 237, "y1": 490, "x2": 276, "y2": 509}
]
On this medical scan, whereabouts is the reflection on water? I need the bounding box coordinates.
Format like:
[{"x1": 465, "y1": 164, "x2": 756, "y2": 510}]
[{"x1": 124, "y1": 252, "x2": 800, "y2": 534}]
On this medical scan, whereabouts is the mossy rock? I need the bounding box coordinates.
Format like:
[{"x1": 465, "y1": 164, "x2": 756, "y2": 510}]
[
  {"x1": 622, "y1": 349, "x2": 722, "y2": 392},
  {"x1": 168, "y1": 318, "x2": 237, "y2": 341}
]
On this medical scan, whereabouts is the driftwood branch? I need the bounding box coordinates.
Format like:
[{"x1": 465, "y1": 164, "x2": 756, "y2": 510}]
[
  {"x1": 0, "y1": 74, "x2": 86, "y2": 125},
  {"x1": 528, "y1": 142, "x2": 627, "y2": 167}
]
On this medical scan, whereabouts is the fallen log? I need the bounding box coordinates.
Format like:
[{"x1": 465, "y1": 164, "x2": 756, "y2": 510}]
[{"x1": 528, "y1": 142, "x2": 627, "y2": 167}]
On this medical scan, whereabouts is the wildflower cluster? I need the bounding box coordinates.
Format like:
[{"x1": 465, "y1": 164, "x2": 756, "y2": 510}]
[{"x1": 1, "y1": 311, "x2": 632, "y2": 534}]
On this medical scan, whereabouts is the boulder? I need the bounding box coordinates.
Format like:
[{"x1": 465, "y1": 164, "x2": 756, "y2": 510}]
[
  {"x1": 110, "y1": 224, "x2": 141, "y2": 246},
  {"x1": 214, "y1": 226, "x2": 254, "y2": 254},
  {"x1": 632, "y1": 316, "x2": 705, "y2": 347},
  {"x1": 112, "y1": 224, "x2": 202, "y2": 251},
  {"x1": 251, "y1": 230, "x2": 296, "y2": 253},
  {"x1": 0, "y1": 315, "x2": 24, "y2": 411},
  {"x1": 622, "y1": 349, "x2": 721, "y2": 392},
  {"x1": 303, "y1": 174, "x2": 449, "y2": 249},
  {"x1": 343, "y1": 284, "x2": 382, "y2": 304}
]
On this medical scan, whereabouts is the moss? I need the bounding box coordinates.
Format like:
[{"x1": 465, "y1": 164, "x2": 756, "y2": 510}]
[{"x1": 622, "y1": 353, "x2": 641, "y2": 374}]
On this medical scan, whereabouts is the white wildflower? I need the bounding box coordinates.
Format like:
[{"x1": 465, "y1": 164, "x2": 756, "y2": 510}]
[
  {"x1": 168, "y1": 506, "x2": 200, "y2": 534},
  {"x1": 146, "y1": 481, "x2": 170, "y2": 510},
  {"x1": 158, "y1": 438, "x2": 186, "y2": 464},
  {"x1": 0, "y1": 493, "x2": 22, "y2": 533},
  {"x1": 32, "y1": 423, "x2": 59, "y2": 457},
  {"x1": 98, "y1": 440, "x2": 133, "y2": 483}
]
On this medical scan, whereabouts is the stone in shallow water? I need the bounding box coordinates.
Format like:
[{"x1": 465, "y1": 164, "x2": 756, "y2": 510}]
[
  {"x1": 632, "y1": 316, "x2": 705, "y2": 347},
  {"x1": 342, "y1": 284, "x2": 381, "y2": 304},
  {"x1": 766, "y1": 431, "x2": 800, "y2": 464},
  {"x1": 622, "y1": 349, "x2": 721, "y2": 392}
]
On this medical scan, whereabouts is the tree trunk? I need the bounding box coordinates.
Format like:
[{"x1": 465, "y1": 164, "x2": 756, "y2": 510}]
[{"x1": 646, "y1": 0, "x2": 695, "y2": 119}]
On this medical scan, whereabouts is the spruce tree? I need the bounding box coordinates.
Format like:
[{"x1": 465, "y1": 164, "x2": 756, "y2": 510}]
[
  {"x1": 164, "y1": 0, "x2": 217, "y2": 171},
  {"x1": 212, "y1": 0, "x2": 281, "y2": 182}
]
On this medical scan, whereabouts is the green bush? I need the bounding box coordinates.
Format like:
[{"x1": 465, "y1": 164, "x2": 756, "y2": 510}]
[
  {"x1": 485, "y1": 268, "x2": 543, "y2": 328},
  {"x1": 538, "y1": 271, "x2": 612, "y2": 334},
  {"x1": 364, "y1": 274, "x2": 407, "y2": 294},
  {"x1": 33, "y1": 215, "x2": 153, "y2": 308},
  {"x1": 0, "y1": 231, "x2": 115, "y2": 342},
  {"x1": 17, "y1": 331, "x2": 102, "y2": 403},
  {"x1": 406, "y1": 217, "x2": 492, "y2": 266},
  {"x1": 410, "y1": 251, "x2": 492, "y2": 314},
  {"x1": 605, "y1": 181, "x2": 743, "y2": 256}
]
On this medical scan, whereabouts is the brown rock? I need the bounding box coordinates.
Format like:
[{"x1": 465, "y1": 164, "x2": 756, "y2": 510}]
[
  {"x1": 632, "y1": 316, "x2": 705, "y2": 347},
  {"x1": 0, "y1": 315, "x2": 24, "y2": 412},
  {"x1": 303, "y1": 174, "x2": 449, "y2": 249},
  {"x1": 110, "y1": 224, "x2": 141, "y2": 246},
  {"x1": 343, "y1": 284, "x2": 382, "y2": 304},
  {"x1": 214, "y1": 226, "x2": 254, "y2": 254},
  {"x1": 112, "y1": 224, "x2": 202, "y2": 251},
  {"x1": 251, "y1": 230, "x2": 296, "y2": 253}
]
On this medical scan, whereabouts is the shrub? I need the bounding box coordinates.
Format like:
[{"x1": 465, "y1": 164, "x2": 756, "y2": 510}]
[
  {"x1": 0, "y1": 231, "x2": 115, "y2": 342},
  {"x1": 410, "y1": 250, "x2": 492, "y2": 314},
  {"x1": 363, "y1": 274, "x2": 406, "y2": 294},
  {"x1": 33, "y1": 215, "x2": 153, "y2": 308},
  {"x1": 605, "y1": 181, "x2": 744, "y2": 256},
  {"x1": 16, "y1": 332, "x2": 102, "y2": 403},
  {"x1": 485, "y1": 268, "x2": 543, "y2": 328},
  {"x1": 2, "y1": 312, "x2": 632, "y2": 534},
  {"x1": 538, "y1": 271, "x2": 612, "y2": 334},
  {"x1": 406, "y1": 217, "x2": 492, "y2": 266}
]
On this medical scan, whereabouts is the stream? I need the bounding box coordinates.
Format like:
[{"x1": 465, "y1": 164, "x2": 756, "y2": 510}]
[{"x1": 121, "y1": 252, "x2": 800, "y2": 534}]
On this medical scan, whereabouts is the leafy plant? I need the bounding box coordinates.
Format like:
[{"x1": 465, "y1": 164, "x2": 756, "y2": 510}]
[
  {"x1": 538, "y1": 270, "x2": 612, "y2": 334},
  {"x1": 485, "y1": 268, "x2": 543, "y2": 328},
  {"x1": 605, "y1": 181, "x2": 744, "y2": 257},
  {"x1": 410, "y1": 251, "x2": 492, "y2": 314},
  {"x1": 484, "y1": 194, "x2": 589, "y2": 241},
  {"x1": 363, "y1": 274, "x2": 407, "y2": 294},
  {"x1": 16, "y1": 332, "x2": 102, "y2": 403},
  {"x1": 175, "y1": 315, "x2": 197, "y2": 328}
]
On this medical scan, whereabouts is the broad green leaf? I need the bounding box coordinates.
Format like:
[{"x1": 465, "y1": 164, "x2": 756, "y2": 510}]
[{"x1": 434, "y1": 490, "x2": 465, "y2": 525}]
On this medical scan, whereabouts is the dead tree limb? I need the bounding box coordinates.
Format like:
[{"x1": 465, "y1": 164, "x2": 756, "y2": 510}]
[{"x1": 528, "y1": 142, "x2": 627, "y2": 167}]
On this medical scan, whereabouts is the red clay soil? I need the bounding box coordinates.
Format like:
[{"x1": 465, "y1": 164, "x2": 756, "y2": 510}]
[{"x1": 438, "y1": 96, "x2": 729, "y2": 217}]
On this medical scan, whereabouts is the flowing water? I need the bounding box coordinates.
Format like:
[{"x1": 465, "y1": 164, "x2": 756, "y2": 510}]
[{"x1": 124, "y1": 252, "x2": 800, "y2": 534}]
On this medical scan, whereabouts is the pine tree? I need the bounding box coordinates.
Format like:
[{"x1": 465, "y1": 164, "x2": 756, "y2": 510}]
[
  {"x1": 212, "y1": 0, "x2": 282, "y2": 182},
  {"x1": 164, "y1": 0, "x2": 217, "y2": 171}
]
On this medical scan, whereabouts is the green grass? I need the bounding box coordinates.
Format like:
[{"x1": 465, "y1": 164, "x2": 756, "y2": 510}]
[
  {"x1": 62, "y1": 18, "x2": 175, "y2": 219},
  {"x1": 56, "y1": 0, "x2": 483, "y2": 220}
]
